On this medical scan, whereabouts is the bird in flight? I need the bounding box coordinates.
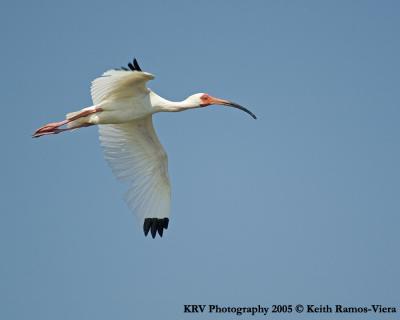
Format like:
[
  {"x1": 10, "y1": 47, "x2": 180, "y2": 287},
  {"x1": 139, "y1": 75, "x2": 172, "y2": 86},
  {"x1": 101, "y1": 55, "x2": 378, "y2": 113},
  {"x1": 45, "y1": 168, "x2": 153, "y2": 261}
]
[{"x1": 33, "y1": 58, "x2": 256, "y2": 238}]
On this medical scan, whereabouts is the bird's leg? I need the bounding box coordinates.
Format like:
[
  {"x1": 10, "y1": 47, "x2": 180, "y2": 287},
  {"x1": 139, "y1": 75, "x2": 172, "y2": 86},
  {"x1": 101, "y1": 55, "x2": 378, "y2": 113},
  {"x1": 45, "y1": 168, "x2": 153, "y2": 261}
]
[
  {"x1": 32, "y1": 107, "x2": 103, "y2": 138},
  {"x1": 65, "y1": 107, "x2": 103, "y2": 122},
  {"x1": 33, "y1": 120, "x2": 69, "y2": 136},
  {"x1": 32, "y1": 123, "x2": 95, "y2": 138}
]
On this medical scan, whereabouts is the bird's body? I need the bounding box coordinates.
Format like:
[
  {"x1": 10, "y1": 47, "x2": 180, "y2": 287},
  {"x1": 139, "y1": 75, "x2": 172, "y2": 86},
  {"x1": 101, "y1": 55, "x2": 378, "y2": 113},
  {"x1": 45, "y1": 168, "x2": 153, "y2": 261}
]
[{"x1": 33, "y1": 58, "x2": 256, "y2": 238}]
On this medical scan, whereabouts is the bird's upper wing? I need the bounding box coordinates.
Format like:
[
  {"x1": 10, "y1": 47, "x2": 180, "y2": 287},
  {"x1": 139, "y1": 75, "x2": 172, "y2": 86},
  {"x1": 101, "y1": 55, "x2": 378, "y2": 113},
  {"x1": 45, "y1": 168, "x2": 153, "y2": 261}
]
[
  {"x1": 91, "y1": 68, "x2": 154, "y2": 105},
  {"x1": 98, "y1": 116, "x2": 171, "y2": 238}
]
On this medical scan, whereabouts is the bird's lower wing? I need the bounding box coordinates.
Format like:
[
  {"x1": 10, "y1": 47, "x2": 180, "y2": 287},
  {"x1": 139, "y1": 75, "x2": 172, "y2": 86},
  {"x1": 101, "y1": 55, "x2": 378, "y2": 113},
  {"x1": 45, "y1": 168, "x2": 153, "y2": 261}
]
[{"x1": 98, "y1": 116, "x2": 171, "y2": 238}]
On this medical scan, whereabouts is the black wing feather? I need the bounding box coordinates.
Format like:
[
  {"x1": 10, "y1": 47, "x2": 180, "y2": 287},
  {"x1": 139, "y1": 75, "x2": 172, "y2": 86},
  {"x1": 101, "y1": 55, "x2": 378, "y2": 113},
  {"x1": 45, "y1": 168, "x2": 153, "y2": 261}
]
[
  {"x1": 143, "y1": 218, "x2": 152, "y2": 236},
  {"x1": 133, "y1": 58, "x2": 142, "y2": 71},
  {"x1": 143, "y1": 218, "x2": 169, "y2": 238},
  {"x1": 116, "y1": 58, "x2": 143, "y2": 72},
  {"x1": 127, "y1": 62, "x2": 135, "y2": 71}
]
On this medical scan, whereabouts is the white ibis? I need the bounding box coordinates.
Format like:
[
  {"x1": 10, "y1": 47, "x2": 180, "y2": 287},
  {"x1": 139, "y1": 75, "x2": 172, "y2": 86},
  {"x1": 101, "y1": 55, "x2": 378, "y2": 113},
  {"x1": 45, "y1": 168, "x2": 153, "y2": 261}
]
[{"x1": 33, "y1": 58, "x2": 256, "y2": 238}]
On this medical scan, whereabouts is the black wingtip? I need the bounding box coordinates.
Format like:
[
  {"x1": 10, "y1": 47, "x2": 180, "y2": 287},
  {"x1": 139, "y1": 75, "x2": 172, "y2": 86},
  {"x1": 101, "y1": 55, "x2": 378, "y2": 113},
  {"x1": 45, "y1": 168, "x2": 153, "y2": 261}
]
[
  {"x1": 133, "y1": 58, "x2": 142, "y2": 72},
  {"x1": 118, "y1": 58, "x2": 143, "y2": 73},
  {"x1": 150, "y1": 220, "x2": 158, "y2": 238},
  {"x1": 157, "y1": 224, "x2": 164, "y2": 237},
  {"x1": 163, "y1": 218, "x2": 169, "y2": 230},
  {"x1": 143, "y1": 218, "x2": 169, "y2": 238},
  {"x1": 143, "y1": 218, "x2": 152, "y2": 236},
  {"x1": 127, "y1": 62, "x2": 135, "y2": 71},
  {"x1": 114, "y1": 58, "x2": 142, "y2": 72}
]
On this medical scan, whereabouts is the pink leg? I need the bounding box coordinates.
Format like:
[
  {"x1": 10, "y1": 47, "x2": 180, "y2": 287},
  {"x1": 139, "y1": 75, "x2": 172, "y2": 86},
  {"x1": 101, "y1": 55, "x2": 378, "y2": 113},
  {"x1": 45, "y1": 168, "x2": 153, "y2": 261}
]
[
  {"x1": 33, "y1": 107, "x2": 102, "y2": 138},
  {"x1": 33, "y1": 123, "x2": 94, "y2": 138}
]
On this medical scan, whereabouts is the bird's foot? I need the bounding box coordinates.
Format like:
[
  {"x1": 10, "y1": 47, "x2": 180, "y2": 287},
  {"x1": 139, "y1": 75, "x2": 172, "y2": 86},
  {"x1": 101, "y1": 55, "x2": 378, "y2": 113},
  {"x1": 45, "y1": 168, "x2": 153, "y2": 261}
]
[
  {"x1": 32, "y1": 120, "x2": 68, "y2": 138},
  {"x1": 32, "y1": 107, "x2": 102, "y2": 138}
]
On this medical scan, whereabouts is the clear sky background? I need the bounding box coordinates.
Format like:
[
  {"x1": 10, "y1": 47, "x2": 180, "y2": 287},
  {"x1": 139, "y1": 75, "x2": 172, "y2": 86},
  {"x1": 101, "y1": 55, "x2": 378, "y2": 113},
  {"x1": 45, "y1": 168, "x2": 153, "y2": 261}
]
[{"x1": 1, "y1": 1, "x2": 399, "y2": 319}]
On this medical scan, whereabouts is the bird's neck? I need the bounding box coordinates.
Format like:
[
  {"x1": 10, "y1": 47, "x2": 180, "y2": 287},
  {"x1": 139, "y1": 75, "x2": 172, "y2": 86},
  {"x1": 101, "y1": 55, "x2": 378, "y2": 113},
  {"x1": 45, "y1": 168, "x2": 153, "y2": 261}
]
[{"x1": 150, "y1": 91, "x2": 199, "y2": 113}]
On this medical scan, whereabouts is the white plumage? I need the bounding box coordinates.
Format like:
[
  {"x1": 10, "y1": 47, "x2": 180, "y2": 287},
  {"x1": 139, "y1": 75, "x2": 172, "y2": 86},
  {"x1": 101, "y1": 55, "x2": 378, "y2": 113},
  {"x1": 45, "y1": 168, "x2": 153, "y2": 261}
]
[
  {"x1": 99, "y1": 120, "x2": 171, "y2": 223},
  {"x1": 33, "y1": 58, "x2": 256, "y2": 238},
  {"x1": 91, "y1": 69, "x2": 154, "y2": 104}
]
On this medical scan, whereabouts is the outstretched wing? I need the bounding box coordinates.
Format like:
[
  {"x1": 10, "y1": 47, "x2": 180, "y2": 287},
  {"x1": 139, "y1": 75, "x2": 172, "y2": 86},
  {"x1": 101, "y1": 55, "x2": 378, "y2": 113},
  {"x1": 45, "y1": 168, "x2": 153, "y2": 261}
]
[
  {"x1": 91, "y1": 59, "x2": 155, "y2": 105},
  {"x1": 98, "y1": 116, "x2": 171, "y2": 238}
]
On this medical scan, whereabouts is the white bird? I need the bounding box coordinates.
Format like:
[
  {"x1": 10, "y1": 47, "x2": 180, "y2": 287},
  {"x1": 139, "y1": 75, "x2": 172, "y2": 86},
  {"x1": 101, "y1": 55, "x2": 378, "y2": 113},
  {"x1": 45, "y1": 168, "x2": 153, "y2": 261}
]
[{"x1": 33, "y1": 58, "x2": 256, "y2": 238}]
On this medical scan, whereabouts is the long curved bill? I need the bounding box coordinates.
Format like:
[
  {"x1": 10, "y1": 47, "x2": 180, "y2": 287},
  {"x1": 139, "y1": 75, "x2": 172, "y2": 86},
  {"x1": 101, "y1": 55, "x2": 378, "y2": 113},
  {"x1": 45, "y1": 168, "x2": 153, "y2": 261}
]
[{"x1": 210, "y1": 97, "x2": 257, "y2": 119}]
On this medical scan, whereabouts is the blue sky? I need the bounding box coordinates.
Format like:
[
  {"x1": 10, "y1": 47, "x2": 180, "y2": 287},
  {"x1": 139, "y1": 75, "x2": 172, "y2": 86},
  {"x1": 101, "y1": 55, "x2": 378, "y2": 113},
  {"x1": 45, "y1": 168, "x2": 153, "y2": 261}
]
[{"x1": 1, "y1": 1, "x2": 399, "y2": 319}]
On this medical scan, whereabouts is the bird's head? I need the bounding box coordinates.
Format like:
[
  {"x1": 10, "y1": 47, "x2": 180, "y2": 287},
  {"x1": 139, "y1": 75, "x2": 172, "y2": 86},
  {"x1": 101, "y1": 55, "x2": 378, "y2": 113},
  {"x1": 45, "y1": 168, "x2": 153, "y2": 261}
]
[{"x1": 187, "y1": 93, "x2": 257, "y2": 119}]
